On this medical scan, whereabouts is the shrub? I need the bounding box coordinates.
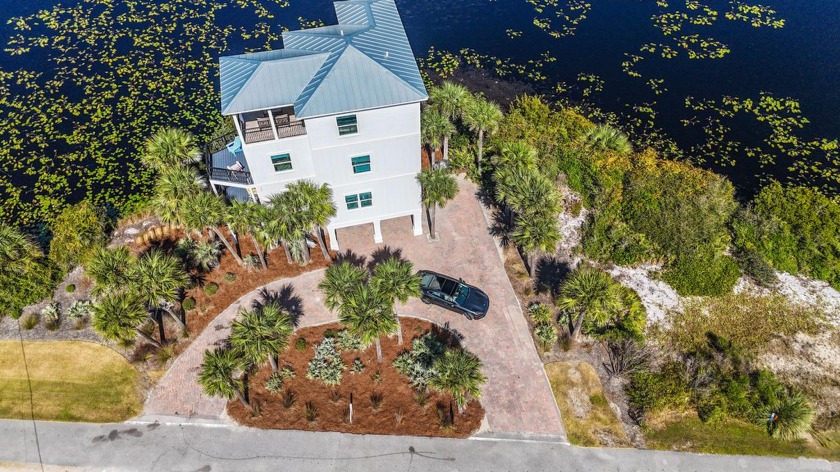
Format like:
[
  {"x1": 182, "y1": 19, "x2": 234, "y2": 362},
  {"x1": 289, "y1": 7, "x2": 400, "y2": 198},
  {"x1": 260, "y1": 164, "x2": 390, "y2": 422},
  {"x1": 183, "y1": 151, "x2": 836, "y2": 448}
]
[
  {"x1": 323, "y1": 329, "x2": 338, "y2": 338},
  {"x1": 370, "y1": 392, "x2": 384, "y2": 411},
  {"x1": 243, "y1": 255, "x2": 260, "y2": 271},
  {"x1": 266, "y1": 367, "x2": 296, "y2": 393},
  {"x1": 533, "y1": 322, "x2": 558, "y2": 352},
  {"x1": 295, "y1": 337, "x2": 308, "y2": 351},
  {"x1": 0, "y1": 224, "x2": 59, "y2": 318},
  {"x1": 67, "y1": 300, "x2": 93, "y2": 328},
  {"x1": 304, "y1": 401, "x2": 318, "y2": 423},
  {"x1": 223, "y1": 272, "x2": 237, "y2": 283},
  {"x1": 181, "y1": 297, "x2": 196, "y2": 311},
  {"x1": 48, "y1": 201, "x2": 108, "y2": 271},
  {"x1": 41, "y1": 303, "x2": 61, "y2": 330},
  {"x1": 350, "y1": 358, "x2": 365, "y2": 374},
  {"x1": 65, "y1": 283, "x2": 76, "y2": 293},
  {"x1": 204, "y1": 282, "x2": 219, "y2": 296},
  {"x1": 176, "y1": 238, "x2": 221, "y2": 272},
  {"x1": 661, "y1": 251, "x2": 741, "y2": 296},
  {"x1": 392, "y1": 333, "x2": 445, "y2": 389},
  {"x1": 306, "y1": 337, "x2": 345, "y2": 386},
  {"x1": 336, "y1": 330, "x2": 365, "y2": 352},
  {"x1": 626, "y1": 363, "x2": 691, "y2": 423},
  {"x1": 282, "y1": 390, "x2": 296, "y2": 409},
  {"x1": 20, "y1": 314, "x2": 39, "y2": 330},
  {"x1": 733, "y1": 247, "x2": 778, "y2": 287}
]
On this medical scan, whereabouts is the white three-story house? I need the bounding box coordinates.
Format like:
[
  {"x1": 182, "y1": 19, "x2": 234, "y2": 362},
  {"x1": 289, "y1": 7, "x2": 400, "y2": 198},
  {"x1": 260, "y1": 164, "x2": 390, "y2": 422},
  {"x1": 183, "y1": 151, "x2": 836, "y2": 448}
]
[{"x1": 204, "y1": 0, "x2": 427, "y2": 250}]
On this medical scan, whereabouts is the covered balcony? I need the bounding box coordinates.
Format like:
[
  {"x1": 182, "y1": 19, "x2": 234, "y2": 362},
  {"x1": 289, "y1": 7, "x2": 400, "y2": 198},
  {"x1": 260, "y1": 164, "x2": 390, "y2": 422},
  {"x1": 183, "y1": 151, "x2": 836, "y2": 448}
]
[
  {"x1": 237, "y1": 106, "x2": 306, "y2": 145},
  {"x1": 203, "y1": 132, "x2": 253, "y2": 185}
]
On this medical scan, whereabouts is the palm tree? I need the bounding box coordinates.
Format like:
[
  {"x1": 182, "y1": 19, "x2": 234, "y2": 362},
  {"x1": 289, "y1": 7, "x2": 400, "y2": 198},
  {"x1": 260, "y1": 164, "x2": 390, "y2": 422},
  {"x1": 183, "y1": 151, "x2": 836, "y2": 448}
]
[
  {"x1": 92, "y1": 291, "x2": 161, "y2": 348},
  {"x1": 319, "y1": 261, "x2": 368, "y2": 311},
  {"x1": 417, "y1": 167, "x2": 458, "y2": 239},
  {"x1": 286, "y1": 180, "x2": 337, "y2": 260},
  {"x1": 462, "y1": 96, "x2": 503, "y2": 174},
  {"x1": 371, "y1": 257, "x2": 421, "y2": 344},
  {"x1": 492, "y1": 141, "x2": 538, "y2": 171},
  {"x1": 430, "y1": 82, "x2": 470, "y2": 161},
  {"x1": 510, "y1": 213, "x2": 561, "y2": 278},
  {"x1": 421, "y1": 107, "x2": 454, "y2": 166},
  {"x1": 265, "y1": 191, "x2": 311, "y2": 265},
  {"x1": 151, "y1": 165, "x2": 205, "y2": 226},
  {"x1": 230, "y1": 302, "x2": 293, "y2": 372},
  {"x1": 198, "y1": 347, "x2": 250, "y2": 409},
  {"x1": 131, "y1": 249, "x2": 188, "y2": 340},
  {"x1": 430, "y1": 348, "x2": 486, "y2": 414},
  {"x1": 85, "y1": 246, "x2": 134, "y2": 296},
  {"x1": 226, "y1": 200, "x2": 267, "y2": 269},
  {"x1": 181, "y1": 191, "x2": 243, "y2": 265},
  {"x1": 141, "y1": 127, "x2": 201, "y2": 171},
  {"x1": 556, "y1": 266, "x2": 622, "y2": 341},
  {"x1": 762, "y1": 387, "x2": 815, "y2": 441},
  {"x1": 580, "y1": 124, "x2": 633, "y2": 155},
  {"x1": 337, "y1": 284, "x2": 396, "y2": 363}
]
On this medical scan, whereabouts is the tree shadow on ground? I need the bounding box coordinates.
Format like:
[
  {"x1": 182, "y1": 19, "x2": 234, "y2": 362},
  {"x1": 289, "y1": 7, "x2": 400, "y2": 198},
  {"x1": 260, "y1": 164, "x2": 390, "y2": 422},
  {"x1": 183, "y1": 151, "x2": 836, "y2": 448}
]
[
  {"x1": 334, "y1": 249, "x2": 366, "y2": 268},
  {"x1": 487, "y1": 205, "x2": 514, "y2": 248},
  {"x1": 535, "y1": 255, "x2": 571, "y2": 297},
  {"x1": 367, "y1": 245, "x2": 407, "y2": 272},
  {"x1": 252, "y1": 284, "x2": 305, "y2": 328}
]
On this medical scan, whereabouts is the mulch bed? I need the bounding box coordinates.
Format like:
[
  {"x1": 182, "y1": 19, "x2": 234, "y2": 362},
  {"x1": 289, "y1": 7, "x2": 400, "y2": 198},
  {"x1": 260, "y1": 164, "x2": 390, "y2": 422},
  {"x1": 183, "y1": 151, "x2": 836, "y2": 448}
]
[{"x1": 227, "y1": 317, "x2": 485, "y2": 438}]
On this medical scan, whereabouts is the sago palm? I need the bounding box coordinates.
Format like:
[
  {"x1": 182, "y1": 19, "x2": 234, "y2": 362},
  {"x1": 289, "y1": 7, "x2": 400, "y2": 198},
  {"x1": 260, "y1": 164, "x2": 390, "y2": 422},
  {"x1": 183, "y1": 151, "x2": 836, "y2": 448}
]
[
  {"x1": 198, "y1": 347, "x2": 250, "y2": 409},
  {"x1": 92, "y1": 291, "x2": 160, "y2": 348},
  {"x1": 141, "y1": 127, "x2": 201, "y2": 171},
  {"x1": 462, "y1": 96, "x2": 503, "y2": 174},
  {"x1": 556, "y1": 266, "x2": 622, "y2": 341},
  {"x1": 430, "y1": 348, "x2": 486, "y2": 413},
  {"x1": 417, "y1": 167, "x2": 458, "y2": 239}
]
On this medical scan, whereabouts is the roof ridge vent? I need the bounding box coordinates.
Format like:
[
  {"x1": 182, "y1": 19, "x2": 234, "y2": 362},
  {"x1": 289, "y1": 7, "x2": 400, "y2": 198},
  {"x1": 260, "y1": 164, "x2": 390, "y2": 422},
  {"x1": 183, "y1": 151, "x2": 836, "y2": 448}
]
[{"x1": 340, "y1": 29, "x2": 344, "y2": 36}]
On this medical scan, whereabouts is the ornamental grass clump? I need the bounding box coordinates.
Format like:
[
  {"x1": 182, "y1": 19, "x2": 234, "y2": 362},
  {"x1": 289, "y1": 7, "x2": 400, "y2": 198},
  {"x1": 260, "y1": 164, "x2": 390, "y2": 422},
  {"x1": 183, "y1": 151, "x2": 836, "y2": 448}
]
[{"x1": 306, "y1": 337, "x2": 346, "y2": 386}]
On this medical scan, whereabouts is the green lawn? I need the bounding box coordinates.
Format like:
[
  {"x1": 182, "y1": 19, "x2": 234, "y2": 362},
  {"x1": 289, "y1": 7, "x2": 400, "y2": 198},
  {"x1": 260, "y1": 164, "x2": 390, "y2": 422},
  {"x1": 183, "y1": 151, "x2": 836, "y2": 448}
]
[
  {"x1": 646, "y1": 414, "x2": 840, "y2": 461},
  {"x1": 0, "y1": 341, "x2": 142, "y2": 422}
]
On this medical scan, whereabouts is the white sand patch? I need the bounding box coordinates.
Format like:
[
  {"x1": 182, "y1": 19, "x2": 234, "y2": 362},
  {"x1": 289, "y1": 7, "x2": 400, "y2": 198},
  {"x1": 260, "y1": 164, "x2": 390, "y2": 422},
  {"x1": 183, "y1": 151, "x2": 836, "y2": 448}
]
[
  {"x1": 735, "y1": 272, "x2": 840, "y2": 325},
  {"x1": 607, "y1": 265, "x2": 682, "y2": 324}
]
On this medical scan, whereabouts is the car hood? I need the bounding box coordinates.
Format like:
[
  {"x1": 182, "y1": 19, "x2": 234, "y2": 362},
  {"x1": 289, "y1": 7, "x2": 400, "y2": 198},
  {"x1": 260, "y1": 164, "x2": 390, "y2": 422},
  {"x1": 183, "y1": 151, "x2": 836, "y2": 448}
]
[{"x1": 463, "y1": 289, "x2": 490, "y2": 314}]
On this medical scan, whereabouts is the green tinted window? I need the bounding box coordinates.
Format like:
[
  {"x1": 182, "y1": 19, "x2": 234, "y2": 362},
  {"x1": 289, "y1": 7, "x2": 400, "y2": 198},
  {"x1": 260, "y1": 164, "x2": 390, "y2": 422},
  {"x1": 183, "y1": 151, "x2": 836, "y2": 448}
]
[
  {"x1": 270, "y1": 153, "x2": 292, "y2": 172},
  {"x1": 345, "y1": 194, "x2": 359, "y2": 210},
  {"x1": 336, "y1": 115, "x2": 358, "y2": 135},
  {"x1": 359, "y1": 192, "x2": 373, "y2": 208},
  {"x1": 351, "y1": 155, "x2": 371, "y2": 174}
]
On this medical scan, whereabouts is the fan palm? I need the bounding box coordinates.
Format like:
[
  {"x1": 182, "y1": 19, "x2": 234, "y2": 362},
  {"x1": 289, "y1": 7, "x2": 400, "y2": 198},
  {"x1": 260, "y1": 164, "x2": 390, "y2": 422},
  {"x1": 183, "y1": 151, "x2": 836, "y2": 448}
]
[
  {"x1": 141, "y1": 127, "x2": 201, "y2": 171},
  {"x1": 92, "y1": 291, "x2": 160, "y2": 348},
  {"x1": 85, "y1": 246, "x2": 134, "y2": 296},
  {"x1": 337, "y1": 284, "x2": 396, "y2": 363},
  {"x1": 371, "y1": 257, "x2": 421, "y2": 344},
  {"x1": 285, "y1": 180, "x2": 337, "y2": 260},
  {"x1": 131, "y1": 249, "x2": 188, "y2": 339},
  {"x1": 556, "y1": 266, "x2": 622, "y2": 341},
  {"x1": 319, "y1": 261, "x2": 367, "y2": 311},
  {"x1": 761, "y1": 387, "x2": 815, "y2": 441},
  {"x1": 580, "y1": 124, "x2": 633, "y2": 155},
  {"x1": 430, "y1": 82, "x2": 470, "y2": 161},
  {"x1": 266, "y1": 191, "x2": 311, "y2": 264},
  {"x1": 181, "y1": 191, "x2": 243, "y2": 265},
  {"x1": 230, "y1": 301, "x2": 293, "y2": 372},
  {"x1": 226, "y1": 200, "x2": 267, "y2": 269},
  {"x1": 421, "y1": 106, "x2": 454, "y2": 166},
  {"x1": 462, "y1": 96, "x2": 503, "y2": 174},
  {"x1": 151, "y1": 165, "x2": 205, "y2": 226},
  {"x1": 510, "y1": 213, "x2": 561, "y2": 278},
  {"x1": 198, "y1": 347, "x2": 250, "y2": 409},
  {"x1": 492, "y1": 141, "x2": 538, "y2": 171},
  {"x1": 416, "y1": 167, "x2": 458, "y2": 239},
  {"x1": 430, "y1": 348, "x2": 486, "y2": 414}
]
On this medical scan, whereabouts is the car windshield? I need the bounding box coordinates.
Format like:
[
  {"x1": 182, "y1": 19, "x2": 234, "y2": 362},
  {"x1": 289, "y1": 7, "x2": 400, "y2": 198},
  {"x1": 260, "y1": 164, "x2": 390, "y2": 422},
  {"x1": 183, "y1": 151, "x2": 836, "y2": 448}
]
[{"x1": 454, "y1": 284, "x2": 469, "y2": 305}]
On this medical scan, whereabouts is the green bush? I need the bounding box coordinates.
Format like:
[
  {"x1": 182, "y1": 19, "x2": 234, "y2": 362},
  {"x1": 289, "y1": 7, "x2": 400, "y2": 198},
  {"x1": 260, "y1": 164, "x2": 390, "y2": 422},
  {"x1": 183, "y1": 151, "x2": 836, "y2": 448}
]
[
  {"x1": 48, "y1": 201, "x2": 108, "y2": 271},
  {"x1": 662, "y1": 251, "x2": 741, "y2": 296},
  {"x1": 759, "y1": 387, "x2": 815, "y2": 441},
  {"x1": 393, "y1": 333, "x2": 446, "y2": 389},
  {"x1": 181, "y1": 297, "x2": 196, "y2": 311},
  {"x1": 351, "y1": 358, "x2": 365, "y2": 374},
  {"x1": 203, "y1": 282, "x2": 219, "y2": 296},
  {"x1": 41, "y1": 303, "x2": 61, "y2": 330},
  {"x1": 67, "y1": 300, "x2": 93, "y2": 320},
  {"x1": 0, "y1": 224, "x2": 60, "y2": 318},
  {"x1": 626, "y1": 363, "x2": 691, "y2": 422},
  {"x1": 295, "y1": 337, "x2": 308, "y2": 351},
  {"x1": 265, "y1": 367, "x2": 296, "y2": 393},
  {"x1": 306, "y1": 337, "x2": 345, "y2": 386},
  {"x1": 65, "y1": 284, "x2": 76, "y2": 293},
  {"x1": 223, "y1": 272, "x2": 237, "y2": 283},
  {"x1": 733, "y1": 247, "x2": 778, "y2": 287},
  {"x1": 529, "y1": 303, "x2": 558, "y2": 351}
]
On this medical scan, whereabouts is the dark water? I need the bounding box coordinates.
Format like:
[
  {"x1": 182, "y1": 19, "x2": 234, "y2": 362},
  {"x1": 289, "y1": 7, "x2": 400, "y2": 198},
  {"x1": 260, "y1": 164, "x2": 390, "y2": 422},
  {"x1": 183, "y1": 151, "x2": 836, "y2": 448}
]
[{"x1": 2, "y1": 0, "x2": 838, "y2": 194}]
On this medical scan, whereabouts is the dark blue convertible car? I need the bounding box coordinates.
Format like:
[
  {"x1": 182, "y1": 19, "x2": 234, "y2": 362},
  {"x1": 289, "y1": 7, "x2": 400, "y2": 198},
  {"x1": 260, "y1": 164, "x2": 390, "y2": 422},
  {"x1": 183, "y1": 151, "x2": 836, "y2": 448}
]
[{"x1": 418, "y1": 270, "x2": 490, "y2": 320}]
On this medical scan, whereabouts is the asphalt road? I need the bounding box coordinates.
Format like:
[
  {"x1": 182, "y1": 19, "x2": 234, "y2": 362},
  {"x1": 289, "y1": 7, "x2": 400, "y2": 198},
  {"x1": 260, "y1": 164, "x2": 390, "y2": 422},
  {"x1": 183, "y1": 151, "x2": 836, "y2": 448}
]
[{"x1": 0, "y1": 418, "x2": 837, "y2": 472}]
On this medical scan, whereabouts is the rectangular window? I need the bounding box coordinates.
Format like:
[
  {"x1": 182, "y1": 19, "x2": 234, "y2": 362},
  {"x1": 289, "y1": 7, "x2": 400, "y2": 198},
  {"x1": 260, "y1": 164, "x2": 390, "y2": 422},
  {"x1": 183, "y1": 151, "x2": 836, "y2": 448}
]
[
  {"x1": 336, "y1": 115, "x2": 358, "y2": 136},
  {"x1": 271, "y1": 153, "x2": 292, "y2": 172},
  {"x1": 351, "y1": 155, "x2": 371, "y2": 174},
  {"x1": 345, "y1": 192, "x2": 372, "y2": 210}
]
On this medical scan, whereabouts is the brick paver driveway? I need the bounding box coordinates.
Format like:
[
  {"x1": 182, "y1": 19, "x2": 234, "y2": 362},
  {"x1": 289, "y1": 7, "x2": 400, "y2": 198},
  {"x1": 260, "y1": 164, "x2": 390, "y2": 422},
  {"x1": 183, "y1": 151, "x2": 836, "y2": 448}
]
[{"x1": 144, "y1": 177, "x2": 565, "y2": 438}]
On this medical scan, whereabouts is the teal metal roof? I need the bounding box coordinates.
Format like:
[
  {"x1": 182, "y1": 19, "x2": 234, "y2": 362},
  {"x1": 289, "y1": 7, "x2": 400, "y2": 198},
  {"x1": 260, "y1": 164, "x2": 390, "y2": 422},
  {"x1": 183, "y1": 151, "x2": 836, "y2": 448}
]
[{"x1": 219, "y1": 0, "x2": 428, "y2": 118}]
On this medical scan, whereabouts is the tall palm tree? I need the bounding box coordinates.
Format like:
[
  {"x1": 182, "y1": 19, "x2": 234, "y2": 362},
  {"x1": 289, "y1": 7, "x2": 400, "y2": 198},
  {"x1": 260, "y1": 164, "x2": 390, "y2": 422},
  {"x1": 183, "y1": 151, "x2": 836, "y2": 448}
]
[
  {"x1": 151, "y1": 165, "x2": 205, "y2": 226},
  {"x1": 92, "y1": 291, "x2": 161, "y2": 348},
  {"x1": 430, "y1": 348, "x2": 486, "y2": 414},
  {"x1": 230, "y1": 301, "x2": 293, "y2": 372},
  {"x1": 371, "y1": 257, "x2": 421, "y2": 344},
  {"x1": 337, "y1": 284, "x2": 396, "y2": 363},
  {"x1": 226, "y1": 200, "x2": 267, "y2": 269},
  {"x1": 319, "y1": 261, "x2": 368, "y2": 311},
  {"x1": 462, "y1": 96, "x2": 503, "y2": 174},
  {"x1": 266, "y1": 191, "x2": 311, "y2": 265},
  {"x1": 556, "y1": 266, "x2": 622, "y2": 341},
  {"x1": 181, "y1": 191, "x2": 243, "y2": 265},
  {"x1": 492, "y1": 141, "x2": 538, "y2": 171},
  {"x1": 510, "y1": 213, "x2": 561, "y2": 279},
  {"x1": 421, "y1": 107, "x2": 454, "y2": 166},
  {"x1": 429, "y1": 82, "x2": 470, "y2": 161},
  {"x1": 198, "y1": 347, "x2": 250, "y2": 409},
  {"x1": 85, "y1": 246, "x2": 134, "y2": 296},
  {"x1": 580, "y1": 124, "x2": 633, "y2": 155},
  {"x1": 141, "y1": 128, "x2": 201, "y2": 171},
  {"x1": 286, "y1": 180, "x2": 337, "y2": 260},
  {"x1": 131, "y1": 249, "x2": 188, "y2": 339},
  {"x1": 417, "y1": 168, "x2": 458, "y2": 239}
]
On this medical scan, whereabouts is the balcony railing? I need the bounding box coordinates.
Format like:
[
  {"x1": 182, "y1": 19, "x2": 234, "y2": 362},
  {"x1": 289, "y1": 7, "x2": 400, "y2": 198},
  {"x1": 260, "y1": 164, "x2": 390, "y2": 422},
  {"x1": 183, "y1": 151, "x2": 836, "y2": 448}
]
[
  {"x1": 242, "y1": 115, "x2": 307, "y2": 144},
  {"x1": 203, "y1": 132, "x2": 253, "y2": 185}
]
